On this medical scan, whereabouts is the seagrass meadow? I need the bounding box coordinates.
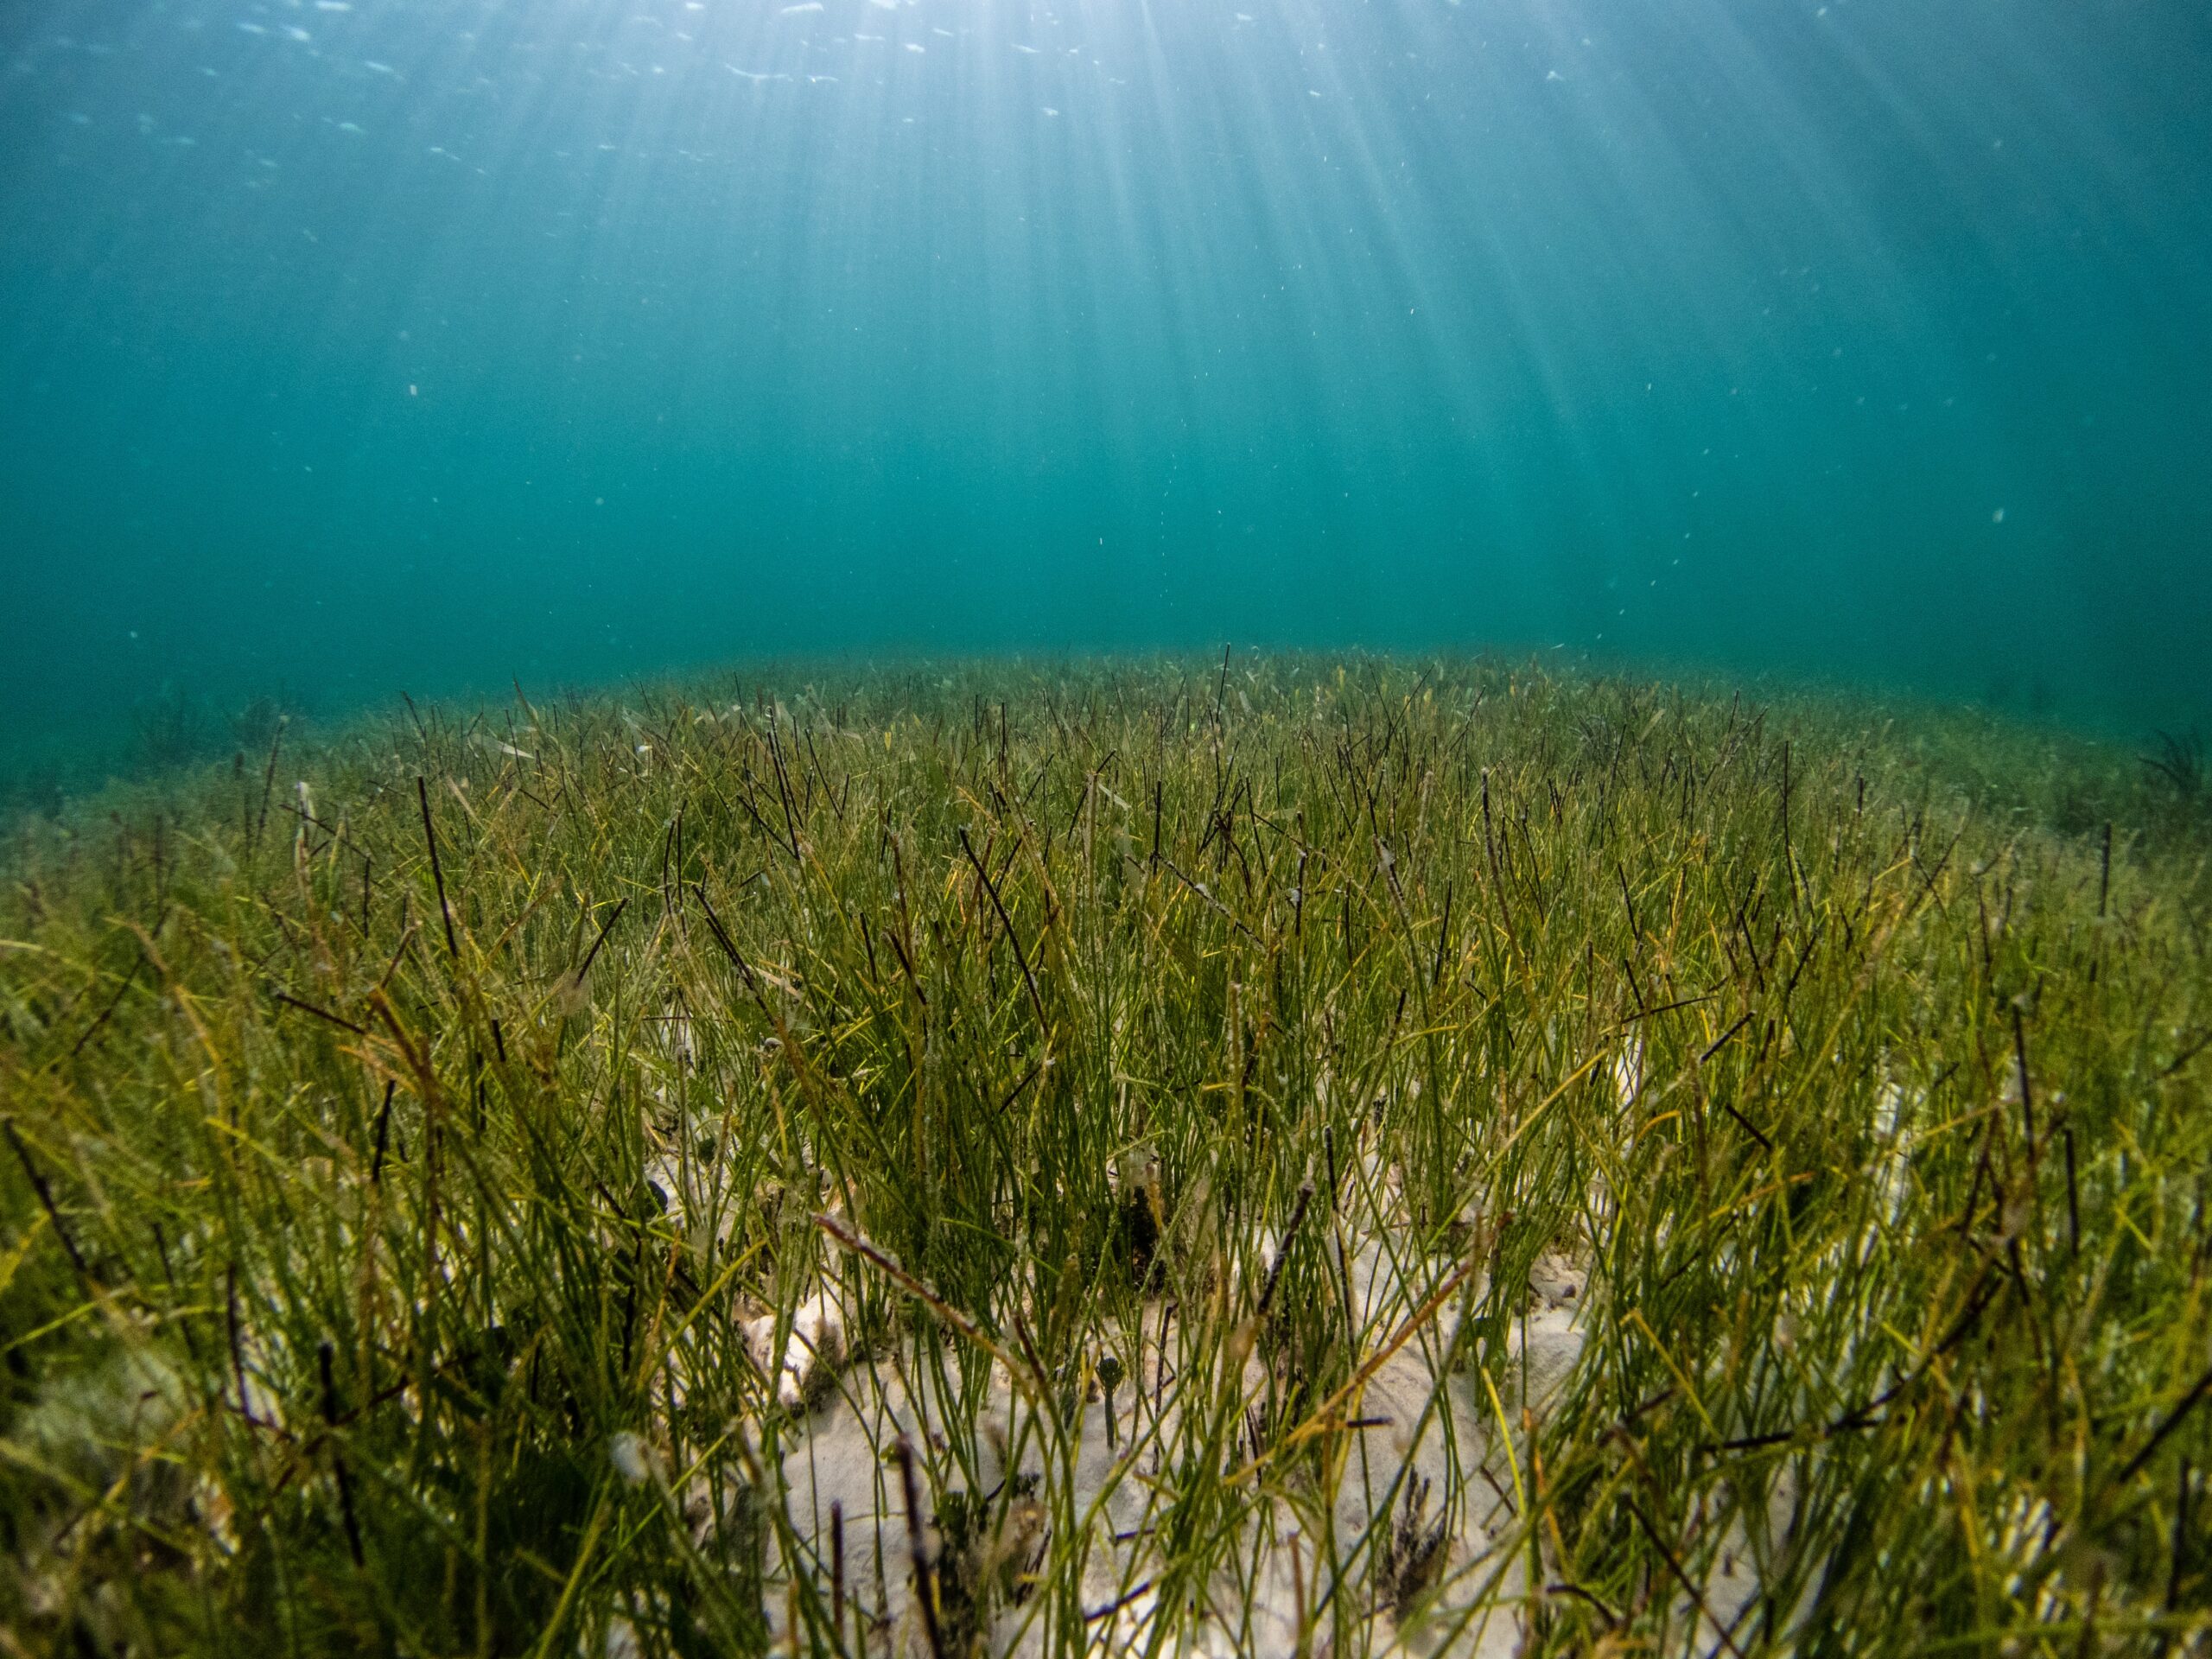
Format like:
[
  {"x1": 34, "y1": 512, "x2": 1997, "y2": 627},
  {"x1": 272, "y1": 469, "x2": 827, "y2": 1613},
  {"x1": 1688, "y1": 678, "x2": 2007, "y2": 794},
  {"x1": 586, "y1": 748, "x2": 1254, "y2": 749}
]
[{"x1": 3, "y1": 655, "x2": 2210, "y2": 1657}]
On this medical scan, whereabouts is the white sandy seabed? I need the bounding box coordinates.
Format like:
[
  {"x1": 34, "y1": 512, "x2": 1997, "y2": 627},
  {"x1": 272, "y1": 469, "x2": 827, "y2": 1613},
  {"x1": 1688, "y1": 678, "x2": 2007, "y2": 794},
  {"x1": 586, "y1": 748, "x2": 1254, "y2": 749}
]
[{"x1": 639, "y1": 1117, "x2": 1790, "y2": 1658}]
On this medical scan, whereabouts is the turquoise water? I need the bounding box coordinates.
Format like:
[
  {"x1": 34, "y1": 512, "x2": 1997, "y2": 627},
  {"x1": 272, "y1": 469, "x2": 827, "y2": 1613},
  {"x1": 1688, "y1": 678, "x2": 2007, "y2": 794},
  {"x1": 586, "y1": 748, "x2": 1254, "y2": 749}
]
[{"x1": 3, "y1": 0, "x2": 2207, "y2": 773}]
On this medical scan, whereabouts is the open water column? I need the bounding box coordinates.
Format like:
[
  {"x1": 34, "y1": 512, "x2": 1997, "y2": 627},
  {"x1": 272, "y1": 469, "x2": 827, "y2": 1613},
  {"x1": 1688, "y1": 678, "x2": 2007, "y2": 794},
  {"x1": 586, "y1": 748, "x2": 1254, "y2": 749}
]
[{"x1": 0, "y1": 0, "x2": 2207, "y2": 763}]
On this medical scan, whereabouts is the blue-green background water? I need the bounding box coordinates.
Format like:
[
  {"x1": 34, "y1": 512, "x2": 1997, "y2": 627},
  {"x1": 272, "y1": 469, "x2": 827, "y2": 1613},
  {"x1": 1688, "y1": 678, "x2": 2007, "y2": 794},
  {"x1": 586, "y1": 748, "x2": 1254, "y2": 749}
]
[{"x1": 3, "y1": 0, "x2": 2207, "y2": 772}]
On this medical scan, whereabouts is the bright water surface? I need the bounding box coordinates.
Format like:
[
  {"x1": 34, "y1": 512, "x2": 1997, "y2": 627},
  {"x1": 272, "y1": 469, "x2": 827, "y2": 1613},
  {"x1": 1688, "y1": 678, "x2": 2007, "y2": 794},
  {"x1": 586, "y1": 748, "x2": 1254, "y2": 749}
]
[{"x1": 2, "y1": 0, "x2": 2207, "y2": 774}]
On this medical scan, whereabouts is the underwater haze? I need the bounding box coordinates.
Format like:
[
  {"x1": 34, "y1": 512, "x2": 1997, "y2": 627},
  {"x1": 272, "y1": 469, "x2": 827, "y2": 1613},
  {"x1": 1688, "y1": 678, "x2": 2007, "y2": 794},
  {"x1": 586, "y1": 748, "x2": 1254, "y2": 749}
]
[{"x1": 2, "y1": 0, "x2": 2208, "y2": 768}]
